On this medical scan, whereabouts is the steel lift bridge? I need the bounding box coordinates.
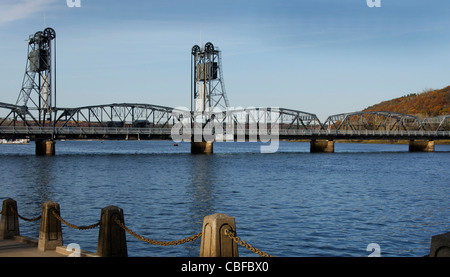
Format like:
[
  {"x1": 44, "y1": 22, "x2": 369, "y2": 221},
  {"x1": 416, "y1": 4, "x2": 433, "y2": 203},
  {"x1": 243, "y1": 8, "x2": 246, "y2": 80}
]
[{"x1": 0, "y1": 28, "x2": 449, "y2": 155}]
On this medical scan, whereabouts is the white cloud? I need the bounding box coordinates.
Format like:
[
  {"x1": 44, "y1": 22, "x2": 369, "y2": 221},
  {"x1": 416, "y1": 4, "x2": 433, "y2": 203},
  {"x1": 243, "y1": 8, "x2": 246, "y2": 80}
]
[{"x1": 0, "y1": 0, "x2": 58, "y2": 25}]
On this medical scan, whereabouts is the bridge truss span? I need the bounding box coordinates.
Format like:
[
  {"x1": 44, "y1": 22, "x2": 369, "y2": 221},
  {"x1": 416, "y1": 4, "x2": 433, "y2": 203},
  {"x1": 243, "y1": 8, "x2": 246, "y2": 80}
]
[
  {"x1": 0, "y1": 102, "x2": 177, "y2": 140},
  {"x1": 322, "y1": 111, "x2": 423, "y2": 131},
  {"x1": 421, "y1": 115, "x2": 450, "y2": 132},
  {"x1": 218, "y1": 107, "x2": 321, "y2": 129},
  {"x1": 55, "y1": 103, "x2": 175, "y2": 128},
  {"x1": 0, "y1": 101, "x2": 40, "y2": 127},
  {"x1": 1, "y1": 102, "x2": 449, "y2": 141}
]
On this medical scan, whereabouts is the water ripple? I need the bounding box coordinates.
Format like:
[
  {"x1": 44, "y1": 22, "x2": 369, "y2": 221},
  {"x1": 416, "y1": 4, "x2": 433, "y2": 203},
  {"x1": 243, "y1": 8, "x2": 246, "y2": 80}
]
[{"x1": 0, "y1": 141, "x2": 449, "y2": 257}]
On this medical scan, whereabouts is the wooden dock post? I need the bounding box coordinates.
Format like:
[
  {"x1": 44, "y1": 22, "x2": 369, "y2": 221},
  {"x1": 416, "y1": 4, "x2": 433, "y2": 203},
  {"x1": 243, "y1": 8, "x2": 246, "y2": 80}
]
[
  {"x1": 0, "y1": 198, "x2": 20, "y2": 240},
  {"x1": 200, "y1": 213, "x2": 239, "y2": 257},
  {"x1": 38, "y1": 201, "x2": 63, "y2": 251},
  {"x1": 97, "y1": 206, "x2": 128, "y2": 257}
]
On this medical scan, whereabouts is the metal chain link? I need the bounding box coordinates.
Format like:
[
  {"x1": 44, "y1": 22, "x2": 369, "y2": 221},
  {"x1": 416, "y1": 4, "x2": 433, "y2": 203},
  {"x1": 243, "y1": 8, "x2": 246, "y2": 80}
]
[
  {"x1": 2, "y1": 204, "x2": 274, "y2": 256},
  {"x1": 224, "y1": 228, "x2": 274, "y2": 257},
  {"x1": 52, "y1": 210, "x2": 100, "y2": 230},
  {"x1": 17, "y1": 213, "x2": 41, "y2": 222},
  {"x1": 114, "y1": 218, "x2": 202, "y2": 246},
  {"x1": 9, "y1": 206, "x2": 41, "y2": 222}
]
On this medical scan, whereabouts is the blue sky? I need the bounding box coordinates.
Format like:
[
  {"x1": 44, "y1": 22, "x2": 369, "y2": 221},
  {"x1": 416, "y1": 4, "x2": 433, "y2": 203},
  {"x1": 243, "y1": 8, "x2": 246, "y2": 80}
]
[{"x1": 1, "y1": 0, "x2": 450, "y2": 121}]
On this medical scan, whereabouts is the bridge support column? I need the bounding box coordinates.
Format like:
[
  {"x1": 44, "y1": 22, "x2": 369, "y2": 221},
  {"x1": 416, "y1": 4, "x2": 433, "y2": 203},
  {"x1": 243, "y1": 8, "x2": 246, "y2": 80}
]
[
  {"x1": 35, "y1": 139, "x2": 55, "y2": 156},
  {"x1": 191, "y1": 141, "x2": 214, "y2": 154},
  {"x1": 409, "y1": 140, "x2": 434, "y2": 152},
  {"x1": 310, "y1": 140, "x2": 334, "y2": 153}
]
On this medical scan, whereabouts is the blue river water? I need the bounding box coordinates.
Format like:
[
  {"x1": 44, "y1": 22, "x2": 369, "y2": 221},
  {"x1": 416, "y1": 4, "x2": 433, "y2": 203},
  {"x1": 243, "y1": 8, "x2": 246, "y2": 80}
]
[{"x1": 0, "y1": 140, "x2": 449, "y2": 257}]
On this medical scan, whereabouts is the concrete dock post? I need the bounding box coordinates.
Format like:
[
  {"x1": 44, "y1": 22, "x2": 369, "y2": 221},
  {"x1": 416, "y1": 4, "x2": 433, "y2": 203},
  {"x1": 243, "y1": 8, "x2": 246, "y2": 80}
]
[
  {"x1": 38, "y1": 201, "x2": 63, "y2": 251},
  {"x1": 310, "y1": 140, "x2": 335, "y2": 153},
  {"x1": 429, "y1": 232, "x2": 450, "y2": 257},
  {"x1": 200, "y1": 213, "x2": 239, "y2": 257},
  {"x1": 35, "y1": 139, "x2": 55, "y2": 156},
  {"x1": 97, "y1": 206, "x2": 127, "y2": 257},
  {"x1": 0, "y1": 198, "x2": 20, "y2": 240}
]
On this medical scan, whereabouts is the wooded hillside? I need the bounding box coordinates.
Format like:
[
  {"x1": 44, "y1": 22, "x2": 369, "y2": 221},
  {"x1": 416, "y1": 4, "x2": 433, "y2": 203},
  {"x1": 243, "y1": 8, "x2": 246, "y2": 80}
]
[{"x1": 363, "y1": 86, "x2": 450, "y2": 118}]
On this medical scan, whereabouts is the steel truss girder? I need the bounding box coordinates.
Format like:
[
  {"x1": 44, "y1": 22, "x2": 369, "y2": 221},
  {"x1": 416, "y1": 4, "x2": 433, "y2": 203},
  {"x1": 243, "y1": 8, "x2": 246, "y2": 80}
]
[
  {"x1": 213, "y1": 107, "x2": 322, "y2": 130},
  {"x1": 322, "y1": 111, "x2": 423, "y2": 131},
  {"x1": 2, "y1": 102, "x2": 449, "y2": 133},
  {"x1": 421, "y1": 115, "x2": 450, "y2": 131},
  {"x1": 54, "y1": 103, "x2": 175, "y2": 128},
  {"x1": 172, "y1": 107, "x2": 322, "y2": 138},
  {"x1": 0, "y1": 102, "x2": 40, "y2": 127}
]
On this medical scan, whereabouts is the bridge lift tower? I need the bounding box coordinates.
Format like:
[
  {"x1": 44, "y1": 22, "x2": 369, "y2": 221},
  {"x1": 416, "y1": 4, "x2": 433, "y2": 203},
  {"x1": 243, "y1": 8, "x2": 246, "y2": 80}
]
[
  {"x1": 16, "y1": 28, "x2": 57, "y2": 155},
  {"x1": 191, "y1": 42, "x2": 229, "y2": 154}
]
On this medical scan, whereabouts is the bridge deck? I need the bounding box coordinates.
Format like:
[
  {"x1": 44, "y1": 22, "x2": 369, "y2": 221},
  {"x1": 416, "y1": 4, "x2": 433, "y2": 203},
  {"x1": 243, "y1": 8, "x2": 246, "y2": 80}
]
[{"x1": 1, "y1": 126, "x2": 449, "y2": 141}]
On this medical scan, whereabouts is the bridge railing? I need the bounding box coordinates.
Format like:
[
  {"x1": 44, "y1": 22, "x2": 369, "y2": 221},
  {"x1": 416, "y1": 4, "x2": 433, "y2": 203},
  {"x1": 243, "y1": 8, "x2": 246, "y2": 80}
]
[
  {"x1": 0, "y1": 126, "x2": 174, "y2": 136},
  {"x1": 278, "y1": 129, "x2": 450, "y2": 138},
  {"x1": 1, "y1": 125, "x2": 449, "y2": 139}
]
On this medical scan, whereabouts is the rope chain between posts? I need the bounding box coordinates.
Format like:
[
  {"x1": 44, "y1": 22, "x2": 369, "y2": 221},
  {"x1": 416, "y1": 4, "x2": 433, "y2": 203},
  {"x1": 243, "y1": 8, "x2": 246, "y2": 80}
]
[
  {"x1": 114, "y1": 218, "x2": 202, "y2": 246},
  {"x1": 52, "y1": 210, "x2": 100, "y2": 230},
  {"x1": 1, "y1": 205, "x2": 273, "y2": 257},
  {"x1": 224, "y1": 228, "x2": 274, "y2": 257},
  {"x1": 3, "y1": 206, "x2": 42, "y2": 222}
]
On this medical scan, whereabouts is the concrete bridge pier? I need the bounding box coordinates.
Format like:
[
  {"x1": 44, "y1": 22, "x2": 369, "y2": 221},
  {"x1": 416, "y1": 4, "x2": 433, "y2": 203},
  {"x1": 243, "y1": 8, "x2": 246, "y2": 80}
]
[
  {"x1": 409, "y1": 140, "x2": 435, "y2": 152},
  {"x1": 191, "y1": 141, "x2": 214, "y2": 154},
  {"x1": 35, "y1": 139, "x2": 55, "y2": 156},
  {"x1": 310, "y1": 140, "x2": 335, "y2": 153}
]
